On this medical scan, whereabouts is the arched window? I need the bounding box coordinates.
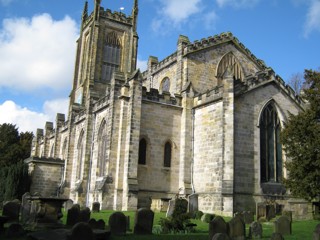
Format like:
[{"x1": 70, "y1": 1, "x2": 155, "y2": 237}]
[
  {"x1": 138, "y1": 138, "x2": 147, "y2": 165},
  {"x1": 102, "y1": 32, "x2": 121, "y2": 82},
  {"x1": 61, "y1": 138, "x2": 68, "y2": 160},
  {"x1": 164, "y1": 141, "x2": 172, "y2": 168},
  {"x1": 260, "y1": 103, "x2": 282, "y2": 183},
  {"x1": 49, "y1": 144, "x2": 54, "y2": 158},
  {"x1": 97, "y1": 121, "x2": 108, "y2": 176},
  {"x1": 76, "y1": 131, "x2": 85, "y2": 180},
  {"x1": 161, "y1": 77, "x2": 170, "y2": 92}
]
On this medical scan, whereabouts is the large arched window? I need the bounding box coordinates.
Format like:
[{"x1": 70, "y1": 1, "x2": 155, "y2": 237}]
[
  {"x1": 138, "y1": 138, "x2": 147, "y2": 165},
  {"x1": 102, "y1": 32, "x2": 121, "y2": 82},
  {"x1": 97, "y1": 121, "x2": 108, "y2": 177},
  {"x1": 76, "y1": 131, "x2": 85, "y2": 180},
  {"x1": 260, "y1": 103, "x2": 282, "y2": 183},
  {"x1": 164, "y1": 141, "x2": 172, "y2": 168}
]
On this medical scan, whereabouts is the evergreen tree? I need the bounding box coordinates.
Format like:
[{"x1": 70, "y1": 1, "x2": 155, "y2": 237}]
[{"x1": 281, "y1": 69, "x2": 320, "y2": 201}]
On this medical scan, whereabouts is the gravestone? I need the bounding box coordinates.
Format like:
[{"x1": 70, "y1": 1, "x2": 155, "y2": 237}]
[
  {"x1": 97, "y1": 219, "x2": 105, "y2": 230},
  {"x1": 88, "y1": 218, "x2": 105, "y2": 230},
  {"x1": 256, "y1": 202, "x2": 266, "y2": 220},
  {"x1": 248, "y1": 221, "x2": 262, "y2": 239},
  {"x1": 69, "y1": 222, "x2": 94, "y2": 240},
  {"x1": 108, "y1": 211, "x2": 126, "y2": 236},
  {"x1": 29, "y1": 198, "x2": 41, "y2": 226},
  {"x1": 92, "y1": 202, "x2": 100, "y2": 212},
  {"x1": 20, "y1": 192, "x2": 31, "y2": 225},
  {"x1": 243, "y1": 211, "x2": 254, "y2": 224},
  {"x1": 166, "y1": 199, "x2": 175, "y2": 217},
  {"x1": 64, "y1": 199, "x2": 74, "y2": 212},
  {"x1": 5, "y1": 223, "x2": 25, "y2": 238},
  {"x1": 270, "y1": 232, "x2": 284, "y2": 240},
  {"x1": 2, "y1": 201, "x2": 21, "y2": 222},
  {"x1": 134, "y1": 208, "x2": 154, "y2": 235},
  {"x1": 267, "y1": 205, "x2": 276, "y2": 221},
  {"x1": 79, "y1": 207, "x2": 91, "y2": 223},
  {"x1": 126, "y1": 216, "x2": 130, "y2": 231},
  {"x1": 188, "y1": 194, "x2": 198, "y2": 213},
  {"x1": 209, "y1": 216, "x2": 228, "y2": 240},
  {"x1": 282, "y1": 211, "x2": 293, "y2": 222},
  {"x1": 66, "y1": 204, "x2": 80, "y2": 226},
  {"x1": 313, "y1": 223, "x2": 320, "y2": 240},
  {"x1": 274, "y1": 216, "x2": 291, "y2": 235},
  {"x1": 212, "y1": 233, "x2": 231, "y2": 240},
  {"x1": 228, "y1": 216, "x2": 245, "y2": 240}
]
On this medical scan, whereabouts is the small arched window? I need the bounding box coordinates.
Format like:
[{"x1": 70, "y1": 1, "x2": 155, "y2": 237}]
[
  {"x1": 61, "y1": 138, "x2": 68, "y2": 160},
  {"x1": 161, "y1": 77, "x2": 170, "y2": 92},
  {"x1": 49, "y1": 144, "x2": 54, "y2": 158},
  {"x1": 260, "y1": 103, "x2": 282, "y2": 183},
  {"x1": 164, "y1": 141, "x2": 172, "y2": 168},
  {"x1": 138, "y1": 138, "x2": 147, "y2": 165}
]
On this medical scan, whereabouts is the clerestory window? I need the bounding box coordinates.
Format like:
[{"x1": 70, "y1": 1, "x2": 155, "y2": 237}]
[
  {"x1": 164, "y1": 141, "x2": 172, "y2": 168},
  {"x1": 260, "y1": 103, "x2": 282, "y2": 183},
  {"x1": 138, "y1": 138, "x2": 147, "y2": 165}
]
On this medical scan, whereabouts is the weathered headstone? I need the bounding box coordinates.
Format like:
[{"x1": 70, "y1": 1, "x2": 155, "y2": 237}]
[
  {"x1": 92, "y1": 202, "x2": 100, "y2": 212},
  {"x1": 5, "y1": 223, "x2": 25, "y2": 238},
  {"x1": 69, "y1": 222, "x2": 94, "y2": 240},
  {"x1": 20, "y1": 192, "x2": 31, "y2": 225},
  {"x1": 134, "y1": 208, "x2": 154, "y2": 235},
  {"x1": 243, "y1": 211, "x2": 254, "y2": 224},
  {"x1": 256, "y1": 202, "x2": 266, "y2": 220},
  {"x1": 166, "y1": 199, "x2": 175, "y2": 217},
  {"x1": 282, "y1": 211, "x2": 293, "y2": 222},
  {"x1": 267, "y1": 204, "x2": 276, "y2": 221},
  {"x1": 79, "y1": 207, "x2": 91, "y2": 223},
  {"x1": 188, "y1": 194, "x2": 199, "y2": 213},
  {"x1": 209, "y1": 216, "x2": 228, "y2": 240},
  {"x1": 274, "y1": 216, "x2": 291, "y2": 235},
  {"x1": 66, "y1": 204, "x2": 80, "y2": 226},
  {"x1": 248, "y1": 221, "x2": 262, "y2": 239},
  {"x1": 64, "y1": 199, "x2": 74, "y2": 212},
  {"x1": 2, "y1": 201, "x2": 20, "y2": 222},
  {"x1": 228, "y1": 216, "x2": 245, "y2": 240},
  {"x1": 108, "y1": 211, "x2": 126, "y2": 236},
  {"x1": 270, "y1": 232, "x2": 284, "y2": 240},
  {"x1": 97, "y1": 219, "x2": 106, "y2": 230},
  {"x1": 313, "y1": 223, "x2": 320, "y2": 240},
  {"x1": 212, "y1": 233, "x2": 231, "y2": 240}
]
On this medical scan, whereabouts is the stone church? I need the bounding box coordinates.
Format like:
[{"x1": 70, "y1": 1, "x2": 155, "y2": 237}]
[{"x1": 25, "y1": 0, "x2": 310, "y2": 218}]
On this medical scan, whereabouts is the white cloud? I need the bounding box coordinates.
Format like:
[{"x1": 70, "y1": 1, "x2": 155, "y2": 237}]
[
  {"x1": 216, "y1": 0, "x2": 260, "y2": 8},
  {"x1": 304, "y1": 0, "x2": 320, "y2": 37},
  {"x1": 0, "y1": 14, "x2": 79, "y2": 92},
  {"x1": 203, "y1": 10, "x2": 219, "y2": 30},
  {"x1": 0, "y1": 98, "x2": 69, "y2": 133}
]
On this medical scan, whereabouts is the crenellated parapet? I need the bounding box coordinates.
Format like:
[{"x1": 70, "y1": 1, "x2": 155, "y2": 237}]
[
  {"x1": 185, "y1": 32, "x2": 267, "y2": 70},
  {"x1": 101, "y1": 9, "x2": 133, "y2": 25},
  {"x1": 149, "y1": 52, "x2": 177, "y2": 74},
  {"x1": 142, "y1": 86, "x2": 182, "y2": 106},
  {"x1": 93, "y1": 95, "x2": 111, "y2": 113},
  {"x1": 193, "y1": 86, "x2": 223, "y2": 107}
]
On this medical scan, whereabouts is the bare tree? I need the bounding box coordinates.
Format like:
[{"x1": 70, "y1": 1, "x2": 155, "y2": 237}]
[{"x1": 288, "y1": 72, "x2": 304, "y2": 95}]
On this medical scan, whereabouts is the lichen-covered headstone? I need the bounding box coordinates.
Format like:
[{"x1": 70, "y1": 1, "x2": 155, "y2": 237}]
[
  {"x1": 209, "y1": 216, "x2": 228, "y2": 240},
  {"x1": 274, "y1": 216, "x2": 291, "y2": 235},
  {"x1": 248, "y1": 221, "x2": 262, "y2": 239},
  {"x1": 228, "y1": 216, "x2": 245, "y2": 240}
]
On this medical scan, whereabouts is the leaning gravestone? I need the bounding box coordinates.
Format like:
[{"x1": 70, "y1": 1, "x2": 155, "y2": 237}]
[
  {"x1": 134, "y1": 208, "x2": 154, "y2": 235},
  {"x1": 209, "y1": 216, "x2": 228, "y2": 240},
  {"x1": 227, "y1": 216, "x2": 245, "y2": 240},
  {"x1": 274, "y1": 216, "x2": 291, "y2": 235},
  {"x1": 108, "y1": 211, "x2": 127, "y2": 236},
  {"x1": 79, "y1": 207, "x2": 91, "y2": 223},
  {"x1": 166, "y1": 199, "x2": 176, "y2": 217},
  {"x1": 20, "y1": 192, "x2": 31, "y2": 225},
  {"x1": 212, "y1": 233, "x2": 231, "y2": 240},
  {"x1": 66, "y1": 204, "x2": 80, "y2": 226},
  {"x1": 69, "y1": 222, "x2": 94, "y2": 240},
  {"x1": 248, "y1": 221, "x2": 262, "y2": 239},
  {"x1": 2, "y1": 201, "x2": 20, "y2": 222}
]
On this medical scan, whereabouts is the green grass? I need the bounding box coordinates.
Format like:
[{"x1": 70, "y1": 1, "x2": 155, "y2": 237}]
[{"x1": 0, "y1": 210, "x2": 319, "y2": 239}]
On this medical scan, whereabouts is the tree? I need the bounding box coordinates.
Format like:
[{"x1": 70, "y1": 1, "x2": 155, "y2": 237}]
[
  {"x1": 281, "y1": 69, "x2": 320, "y2": 201},
  {"x1": 288, "y1": 72, "x2": 304, "y2": 95}
]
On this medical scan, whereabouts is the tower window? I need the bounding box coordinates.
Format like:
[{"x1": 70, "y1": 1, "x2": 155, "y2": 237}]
[
  {"x1": 260, "y1": 103, "x2": 282, "y2": 183},
  {"x1": 161, "y1": 77, "x2": 170, "y2": 92},
  {"x1": 164, "y1": 141, "x2": 172, "y2": 168},
  {"x1": 138, "y1": 138, "x2": 147, "y2": 165}
]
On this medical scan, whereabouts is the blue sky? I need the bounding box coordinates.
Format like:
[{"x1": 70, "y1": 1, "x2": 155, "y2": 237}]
[{"x1": 0, "y1": 0, "x2": 319, "y2": 133}]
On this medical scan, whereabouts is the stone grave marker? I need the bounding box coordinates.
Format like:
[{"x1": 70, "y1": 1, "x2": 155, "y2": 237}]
[
  {"x1": 256, "y1": 202, "x2": 266, "y2": 220},
  {"x1": 188, "y1": 194, "x2": 198, "y2": 213},
  {"x1": 227, "y1": 216, "x2": 245, "y2": 240},
  {"x1": 66, "y1": 204, "x2": 80, "y2": 226},
  {"x1": 134, "y1": 208, "x2": 154, "y2": 235},
  {"x1": 267, "y1": 204, "x2": 276, "y2": 221},
  {"x1": 64, "y1": 199, "x2": 74, "y2": 212},
  {"x1": 79, "y1": 207, "x2": 91, "y2": 223},
  {"x1": 212, "y1": 233, "x2": 231, "y2": 240},
  {"x1": 209, "y1": 216, "x2": 228, "y2": 240},
  {"x1": 313, "y1": 223, "x2": 320, "y2": 240},
  {"x1": 274, "y1": 216, "x2": 291, "y2": 235},
  {"x1": 248, "y1": 221, "x2": 262, "y2": 239},
  {"x1": 2, "y1": 201, "x2": 20, "y2": 222},
  {"x1": 108, "y1": 211, "x2": 126, "y2": 236},
  {"x1": 243, "y1": 211, "x2": 254, "y2": 224},
  {"x1": 282, "y1": 210, "x2": 293, "y2": 222},
  {"x1": 69, "y1": 222, "x2": 94, "y2": 240},
  {"x1": 270, "y1": 232, "x2": 284, "y2": 240},
  {"x1": 166, "y1": 199, "x2": 175, "y2": 217},
  {"x1": 20, "y1": 192, "x2": 31, "y2": 225},
  {"x1": 92, "y1": 202, "x2": 100, "y2": 212}
]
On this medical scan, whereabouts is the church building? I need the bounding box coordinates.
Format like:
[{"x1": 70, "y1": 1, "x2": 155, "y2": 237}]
[{"x1": 25, "y1": 0, "x2": 310, "y2": 218}]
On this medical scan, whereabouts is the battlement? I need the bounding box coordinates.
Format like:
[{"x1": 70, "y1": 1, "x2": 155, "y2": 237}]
[
  {"x1": 193, "y1": 86, "x2": 223, "y2": 107},
  {"x1": 101, "y1": 8, "x2": 133, "y2": 25},
  {"x1": 186, "y1": 32, "x2": 267, "y2": 70},
  {"x1": 149, "y1": 52, "x2": 177, "y2": 74},
  {"x1": 142, "y1": 87, "x2": 182, "y2": 106},
  {"x1": 93, "y1": 95, "x2": 111, "y2": 113}
]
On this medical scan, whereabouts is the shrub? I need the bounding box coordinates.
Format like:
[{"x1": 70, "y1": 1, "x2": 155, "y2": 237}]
[
  {"x1": 201, "y1": 213, "x2": 215, "y2": 223},
  {"x1": 194, "y1": 210, "x2": 204, "y2": 220}
]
